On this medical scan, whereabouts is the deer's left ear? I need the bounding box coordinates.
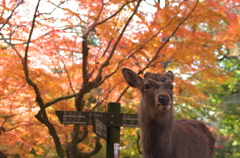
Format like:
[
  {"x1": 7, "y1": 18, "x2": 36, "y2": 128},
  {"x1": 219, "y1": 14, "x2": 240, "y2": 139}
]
[
  {"x1": 122, "y1": 68, "x2": 143, "y2": 89},
  {"x1": 166, "y1": 70, "x2": 174, "y2": 81}
]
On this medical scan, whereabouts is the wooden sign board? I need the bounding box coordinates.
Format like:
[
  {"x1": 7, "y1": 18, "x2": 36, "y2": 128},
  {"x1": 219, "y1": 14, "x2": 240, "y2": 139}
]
[
  {"x1": 55, "y1": 111, "x2": 139, "y2": 127},
  {"x1": 121, "y1": 114, "x2": 138, "y2": 127},
  {"x1": 55, "y1": 111, "x2": 93, "y2": 125},
  {"x1": 92, "y1": 113, "x2": 108, "y2": 140},
  {"x1": 106, "y1": 113, "x2": 138, "y2": 127}
]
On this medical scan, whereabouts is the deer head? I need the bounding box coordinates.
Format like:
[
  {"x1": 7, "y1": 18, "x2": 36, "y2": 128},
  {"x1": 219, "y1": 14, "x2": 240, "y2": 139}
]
[{"x1": 122, "y1": 68, "x2": 174, "y2": 117}]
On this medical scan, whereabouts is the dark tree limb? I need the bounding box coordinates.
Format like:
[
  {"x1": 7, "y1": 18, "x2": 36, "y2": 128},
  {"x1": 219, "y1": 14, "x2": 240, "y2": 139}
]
[
  {"x1": 0, "y1": 150, "x2": 7, "y2": 158},
  {"x1": 78, "y1": 125, "x2": 88, "y2": 143},
  {"x1": 0, "y1": 0, "x2": 24, "y2": 31},
  {"x1": 117, "y1": 0, "x2": 199, "y2": 102},
  {"x1": 143, "y1": 0, "x2": 199, "y2": 72},
  {"x1": 71, "y1": 1, "x2": 142, "y2": 157},
  {"x1": 89, "y1": 0, "x2": 142, "y2": 89},
  {"x1": 45, "y1": 93, "x2": 77, "y2": 108},
  {"x1": 116, "y1": 85, "x2": 130, "y2": 103},
  {"x1": 53, "y1": 39, "x2": 76, "y2": 94},
  {"x1": 92, "y1": 84, "x2": 118, "y2": 110},
  {"x1": 81, "y1": 136, "x2": 102, "y2": 158},
  {"x1": 22, "y1": 0, "x2": 64, "y2": 157},
  {"x1": 126, "y1": 15, "x2": 177, "y2": 59},
  {"x1": 0, "y1": 33, "x2": 23, "y2": 59}
]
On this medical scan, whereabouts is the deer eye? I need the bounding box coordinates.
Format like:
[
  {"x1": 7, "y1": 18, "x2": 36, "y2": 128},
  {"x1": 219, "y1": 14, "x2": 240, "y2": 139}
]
[
  {"x1": 170, "y1": 85, "x2": 173, "y2": 90},
  {"x1": 144, "y1": 83, "x2": 150, "y2": 90}
]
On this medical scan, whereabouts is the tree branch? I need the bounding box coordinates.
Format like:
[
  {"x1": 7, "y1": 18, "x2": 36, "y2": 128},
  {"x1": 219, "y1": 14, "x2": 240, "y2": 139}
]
[
  {"x1": 143, "y1": 0, "x2": 199, "y2": 72},
  {"x1": 100, "y1": 15, "x2": 120, "y2": 58},
  {"x1": 22, "y1": 0, "x2": 64, "y2": 157},
  {"x1": 96, "y1": 0, "x2": 137, "y2": 26},
  {"x1": 0, "y1": 0, "x2": 24, "y2": 31},
  {"x1": 116, "y1": 85, "x2": 130, "y2": 103},
  {"x1": 82, "y1": 38, "x2": 89, "y2": 86},
  {"x1": 92, "y1": 84, "x2": 118, "y2": 110},
  {"x1": 81, "y1": 136, "x2": 102, "y2": 158},
  {"x1": 127, "y1": 16, "x2": 177, "y2": 59},
  {"x1": 45, "y1": 93, "x2": 77, "y2": 108},
  {"x1": 117, "y1": 0, "x2": 199, "y2": 102},
  {"x1": 90, "y1": 0, "x2": 142, "y2": 88},
  {"x1": 81, "y1": 1, "x2": 136, "y2": 86},
  {"x1": 92, "y1": 58, "x2": 124, "y2": 89},
  {"x1": 53, "y1": 39, "x2": 76, "y2": 94},
  {"x1": 0, "y1": 33, "x2": 23, "y2": 59}
]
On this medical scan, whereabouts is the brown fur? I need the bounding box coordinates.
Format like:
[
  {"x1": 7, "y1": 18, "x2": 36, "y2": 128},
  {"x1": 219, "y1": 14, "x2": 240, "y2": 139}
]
[{"x1": 122, "y1": 68, "x2": 215, "y2": 158}]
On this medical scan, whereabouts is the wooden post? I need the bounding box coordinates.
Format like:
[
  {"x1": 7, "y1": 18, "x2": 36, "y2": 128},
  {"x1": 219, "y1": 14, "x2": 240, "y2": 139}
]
[{"x1": 107, "y1": 102, "x2": 120, "y2": 158}]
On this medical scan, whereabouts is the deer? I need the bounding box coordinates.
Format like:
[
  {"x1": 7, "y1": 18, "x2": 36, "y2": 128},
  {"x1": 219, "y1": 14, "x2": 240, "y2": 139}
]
[{"x1": 122, "y1": 68, "x2": 215, "y2": 158}]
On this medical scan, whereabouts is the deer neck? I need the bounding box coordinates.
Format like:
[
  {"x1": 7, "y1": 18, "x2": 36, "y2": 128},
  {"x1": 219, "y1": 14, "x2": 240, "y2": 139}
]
[{"x1": 140, "y1": 110, "x2": 174, "y2": 157}]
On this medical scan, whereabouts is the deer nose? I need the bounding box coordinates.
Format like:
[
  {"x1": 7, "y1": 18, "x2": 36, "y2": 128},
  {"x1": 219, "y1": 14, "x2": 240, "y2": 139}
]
[{"x1": 158, "y1": 95, "x2": 170, "y2": 105}]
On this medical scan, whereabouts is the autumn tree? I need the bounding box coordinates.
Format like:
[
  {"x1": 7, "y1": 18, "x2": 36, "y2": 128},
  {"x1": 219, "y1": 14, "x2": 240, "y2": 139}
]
[{"x1": 0, "y1": 0, "x2": 240, "y2": 157}]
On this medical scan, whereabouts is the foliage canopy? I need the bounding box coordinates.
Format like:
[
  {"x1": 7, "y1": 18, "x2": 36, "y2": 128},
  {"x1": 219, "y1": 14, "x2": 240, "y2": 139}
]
[{"x1": 0, "y1": 0, "x2": 240, "y2": 157}]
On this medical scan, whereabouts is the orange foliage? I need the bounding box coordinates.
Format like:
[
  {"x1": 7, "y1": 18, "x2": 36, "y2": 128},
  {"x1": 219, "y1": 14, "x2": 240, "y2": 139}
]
[{"x1": 0, "y1": 0, "x2": 239, "y2": 157}]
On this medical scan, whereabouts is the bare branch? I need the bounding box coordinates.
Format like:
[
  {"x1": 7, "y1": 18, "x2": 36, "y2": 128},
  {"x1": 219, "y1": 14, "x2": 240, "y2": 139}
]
[
  {"x1": 82, "y1": 39, "x2": 89, "y2": 86},
  {"x1": 78, "y1": 125, "x2": 88, "y2": 143},
  {"x1": 116, "y1": 85, "x2": 130, "y2": 102},
  {"x1": 92, "y1": 84, "x2": 117, "y2": 110},
  {"x1": 1, "y1": 114, "x2": 17, "y2": 127},
  {"x1": 0, "y1": 33, "x2": 23, "y2": 59},
  {"x1": 97, "y1": 0, "x2": 137, "y2": 26},
  {"x1": 92, "y1": 58, "x2": 124, "y2": 89},
  {"x1": 90, "y1": 0, "x2": 142, "y2": 88},
  {"x1": 81, "y1": 136, "x2": 102, "y2": 158},
  {"x1": 23, "y1": 0, "x2": 43, "y2": 100},
  {"x1": 45, "y1": 93, "x2": 77, "y2": 108},
  {"x1": 95, "y1": 0, "x2": 105, "y2": 21},
  {"x1": 0, "y1": 83, "x2": 25, "y2": 100},
  {"x1": 77, "y1": 1, "x2": 141, "y2": 113},
  {"x1": 52, "y1": 39, "x2": 76, "y2": 94},
  {"x1": 83, "y1": 1, "x2": 135, "y2": 38},
  {"x1": 21, "y1": 0, "x2": 64, "y2": 157},
  {"x1": 117, "y1": 0, "x2": 199, "y2": 102},
  {"x1": 81, "y1": 0, "x2": 127, "y2": 86},
  {"x1": 101, "y1": 14, "x2": 120, "y2": 57},
  {"x1": 0, "y1": 0, "x2": 24, "y2": 31},
  {"x1": 127, "y1": 16, "x2": 177, "y2": 59},
  {"x1": 142, "y1": 0, "x2": 199, "y2": 72},
  {"x1": 101, "y1": 36, "x2": 114, "y2": 58},
  {"x1": 37, "y1": 1, "x2": 66, "y2": 17},
  {"x1": 78, "y1": 0, "x2": 106, "y2": 74}
]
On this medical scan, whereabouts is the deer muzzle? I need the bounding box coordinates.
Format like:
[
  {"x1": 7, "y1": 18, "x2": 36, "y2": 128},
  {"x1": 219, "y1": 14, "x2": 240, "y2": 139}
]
[{"x1": 157, "y1": 95, "x2": 171, "y2": 112}]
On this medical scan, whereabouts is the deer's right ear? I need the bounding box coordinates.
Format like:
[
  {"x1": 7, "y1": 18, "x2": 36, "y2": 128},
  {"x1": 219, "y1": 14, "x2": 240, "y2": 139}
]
[
  {"x1": 122, "y1": 68, "x2": 143, "y2": 88},
  {"x1": 166, "y1": 70, "x2": 174, "y2": 82}
]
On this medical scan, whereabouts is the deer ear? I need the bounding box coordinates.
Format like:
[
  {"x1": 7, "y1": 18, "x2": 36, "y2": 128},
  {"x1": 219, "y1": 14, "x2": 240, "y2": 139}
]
[
  {"x1": 166, "y1": 70, "x2": 174, "y2": 81},
  {"x1": 122, "y1": 68, "x2": 143, "y2": 88}
]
